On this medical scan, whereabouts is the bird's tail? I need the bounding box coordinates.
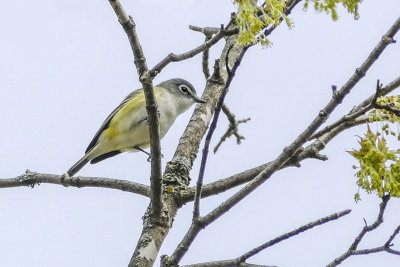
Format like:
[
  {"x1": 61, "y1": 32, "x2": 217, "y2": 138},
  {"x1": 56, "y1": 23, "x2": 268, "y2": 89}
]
[{"x1": 67, "y1": 153, "x2": 91, "y2": 177}]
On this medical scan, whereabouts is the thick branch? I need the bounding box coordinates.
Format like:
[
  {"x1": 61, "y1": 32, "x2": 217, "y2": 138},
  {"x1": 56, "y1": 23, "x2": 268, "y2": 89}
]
[{"x1": 0, "y1": 171, "x2": 150, "y2": 197}]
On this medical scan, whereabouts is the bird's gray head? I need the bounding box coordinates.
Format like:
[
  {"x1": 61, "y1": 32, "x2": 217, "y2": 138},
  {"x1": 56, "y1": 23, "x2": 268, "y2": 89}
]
[{"x1": 157, "y1": 78, "x2": 206, "y2": 104}]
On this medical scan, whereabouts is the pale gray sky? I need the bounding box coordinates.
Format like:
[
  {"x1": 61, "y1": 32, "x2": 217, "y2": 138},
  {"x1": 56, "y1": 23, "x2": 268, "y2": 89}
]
[{"x1": 1, "y1": 1, "x2": 400, "y2": 266}]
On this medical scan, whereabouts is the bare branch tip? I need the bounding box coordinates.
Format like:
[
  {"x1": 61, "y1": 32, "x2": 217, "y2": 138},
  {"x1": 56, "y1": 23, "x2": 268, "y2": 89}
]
[
  {"x1": 189, "y1": 25, "x2": 199, "y2": 31},
  {"x1": 343, "y1": 209, "x2": 352, "y2": 215},
  {"x1": 376, "y1": 79, "x2": 384, "y2": 92},
  {"x1": 314, "y1": 153, "x2": 328, "y2": 161}
]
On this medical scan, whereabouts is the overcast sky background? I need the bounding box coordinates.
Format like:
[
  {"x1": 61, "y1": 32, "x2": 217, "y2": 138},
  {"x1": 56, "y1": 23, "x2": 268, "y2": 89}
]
[{"x1": 1, "y1": 1, "x2": 400, "y2": 266}]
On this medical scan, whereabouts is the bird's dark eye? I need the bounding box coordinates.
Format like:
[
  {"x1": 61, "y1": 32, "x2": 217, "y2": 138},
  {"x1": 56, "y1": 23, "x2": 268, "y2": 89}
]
[{"x1": 179, "y1": 85, "x2": 189, "y2": 94}]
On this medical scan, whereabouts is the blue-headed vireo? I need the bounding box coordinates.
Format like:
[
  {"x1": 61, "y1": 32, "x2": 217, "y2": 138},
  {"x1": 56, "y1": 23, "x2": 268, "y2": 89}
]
[{"x1": 67, "y1": 78, "x2": 206, "y2": 176}]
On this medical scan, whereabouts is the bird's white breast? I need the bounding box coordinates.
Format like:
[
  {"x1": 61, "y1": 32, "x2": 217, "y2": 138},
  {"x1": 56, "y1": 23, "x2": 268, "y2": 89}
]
[{"x1": 158, "y1": 91, "x2": 194, "y2": 137}]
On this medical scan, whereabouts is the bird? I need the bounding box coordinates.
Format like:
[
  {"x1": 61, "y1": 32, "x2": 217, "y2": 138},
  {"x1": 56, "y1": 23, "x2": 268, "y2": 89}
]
[{"x1": 67, "y1": 78, "x2": 206, "y2": 176}]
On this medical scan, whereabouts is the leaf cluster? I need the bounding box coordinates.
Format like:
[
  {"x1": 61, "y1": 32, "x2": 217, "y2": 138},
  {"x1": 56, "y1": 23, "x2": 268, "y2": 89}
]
[
  {"x1": 234, "y1": 0, "x2": 290, "y2": 46},
  {"x1": 350, "y1": 96, "x2": 400, "y2": 201},
  {"x1": 303, "y1": 0, "x2": 362, "y2": 20},
  {"x1": 233, "y1": 0, "x2": 362, "y2": 46}
]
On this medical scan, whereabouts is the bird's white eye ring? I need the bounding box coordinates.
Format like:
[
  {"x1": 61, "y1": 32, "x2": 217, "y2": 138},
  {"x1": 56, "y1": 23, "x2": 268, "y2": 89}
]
[{"x1": 179, "y1": 85, "x2": 189, "y2": 93}]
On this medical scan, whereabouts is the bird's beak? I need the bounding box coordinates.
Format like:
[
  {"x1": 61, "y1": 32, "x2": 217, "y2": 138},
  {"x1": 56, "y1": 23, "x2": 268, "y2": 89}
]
[{"x1": 194, "y1": 96, "x2": 207, "y2": 104}]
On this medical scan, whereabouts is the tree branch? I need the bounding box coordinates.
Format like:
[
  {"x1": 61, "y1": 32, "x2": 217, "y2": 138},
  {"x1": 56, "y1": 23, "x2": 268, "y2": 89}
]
[
  {"x1": 165, "y1": 15, "x2": 400, "y2": 266},
  {"x1": 189, "y1": 25, "x2": 224, "y2": 36},
  {"x1": 327, "y1": 195, "x2": 397, "y2": 266},
  {"x1": 149, "y1": 25, "x2": 238, "y2": 78},
  {"x1": 351, "y1": 240, "x2": 400, "y2": 256},
  {"x1": 178, "y1": 74, "x2": 400, "y2": 203},
  {"x1": 181, "y1": 209, "x2": 351, "y2": 267},
  {"x1": 188, "y1": 24, "x2": 223, "y2": 81},
  {"x1": 108, "y1": 0, "x2": 163, "y2": 217},
  {"x1": 386, "y1": 224, "x2": 400, "y2": 249},
  {"x1": 0, "y1": 171, "x2": 150, "y2": 197},
  {"x1": 240, "y1": 209, "x2": 351, "y2": 261},
  {"x1": 202, "y1": 34, "x2": 212, "y2": 79},
  {"x1": 310, "y1": 75, "x2": 400, "y2": 140},
  {"x1": 183, "y1": 262, "x2": 276, "y2": 267},
  {"x1": 374, "y1": 102, "x2": 400, "y2": 117}
]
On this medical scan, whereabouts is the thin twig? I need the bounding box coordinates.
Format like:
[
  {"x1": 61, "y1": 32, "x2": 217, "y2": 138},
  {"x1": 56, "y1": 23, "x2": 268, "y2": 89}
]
[
  {"x1": 327, "y1": 195, "x2": 391, "y2": 267},
  {"x1": 351, "y1": 242, "x2": 400, "y2": 256},
  {"x1": 310, "y1": 76, "x2": 400, "y2": 140},
  {"x1": 374, "y1": 102, "x2": 400, "y2": 116},
  {"x1": 0, "y1": 171, "x2": 150, "y2": 197},
  {"x1": 108, "y1": 0, "x2": 163, "y2": 217},
  {"x1": 214, "y1": 104, "x2": 250, "y2": 153},
  {"x1": 386, "y1": 224, "x2": 400, "y2": 248},
  {"x1": 241, "y1": 209, "x2": 351, "y2": 261},
  {"x1": 149, "y1": 26, "x2": 238, "y2": 78},
  {"x1": 181, "y1": 209, "x2": 350, "y2": 267},
  {"x1": 202, "y1": 34, "x2": 212, "y2": 79},
  {"x1": 183, "y1": 262, "x2": 276, "y2": 267},
  {"x1": 190, "y1": 24, "x2": 233, "y2": 80},
  {"x1": 189, "y1": 25, "x2": 226, "y2": 36}
]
